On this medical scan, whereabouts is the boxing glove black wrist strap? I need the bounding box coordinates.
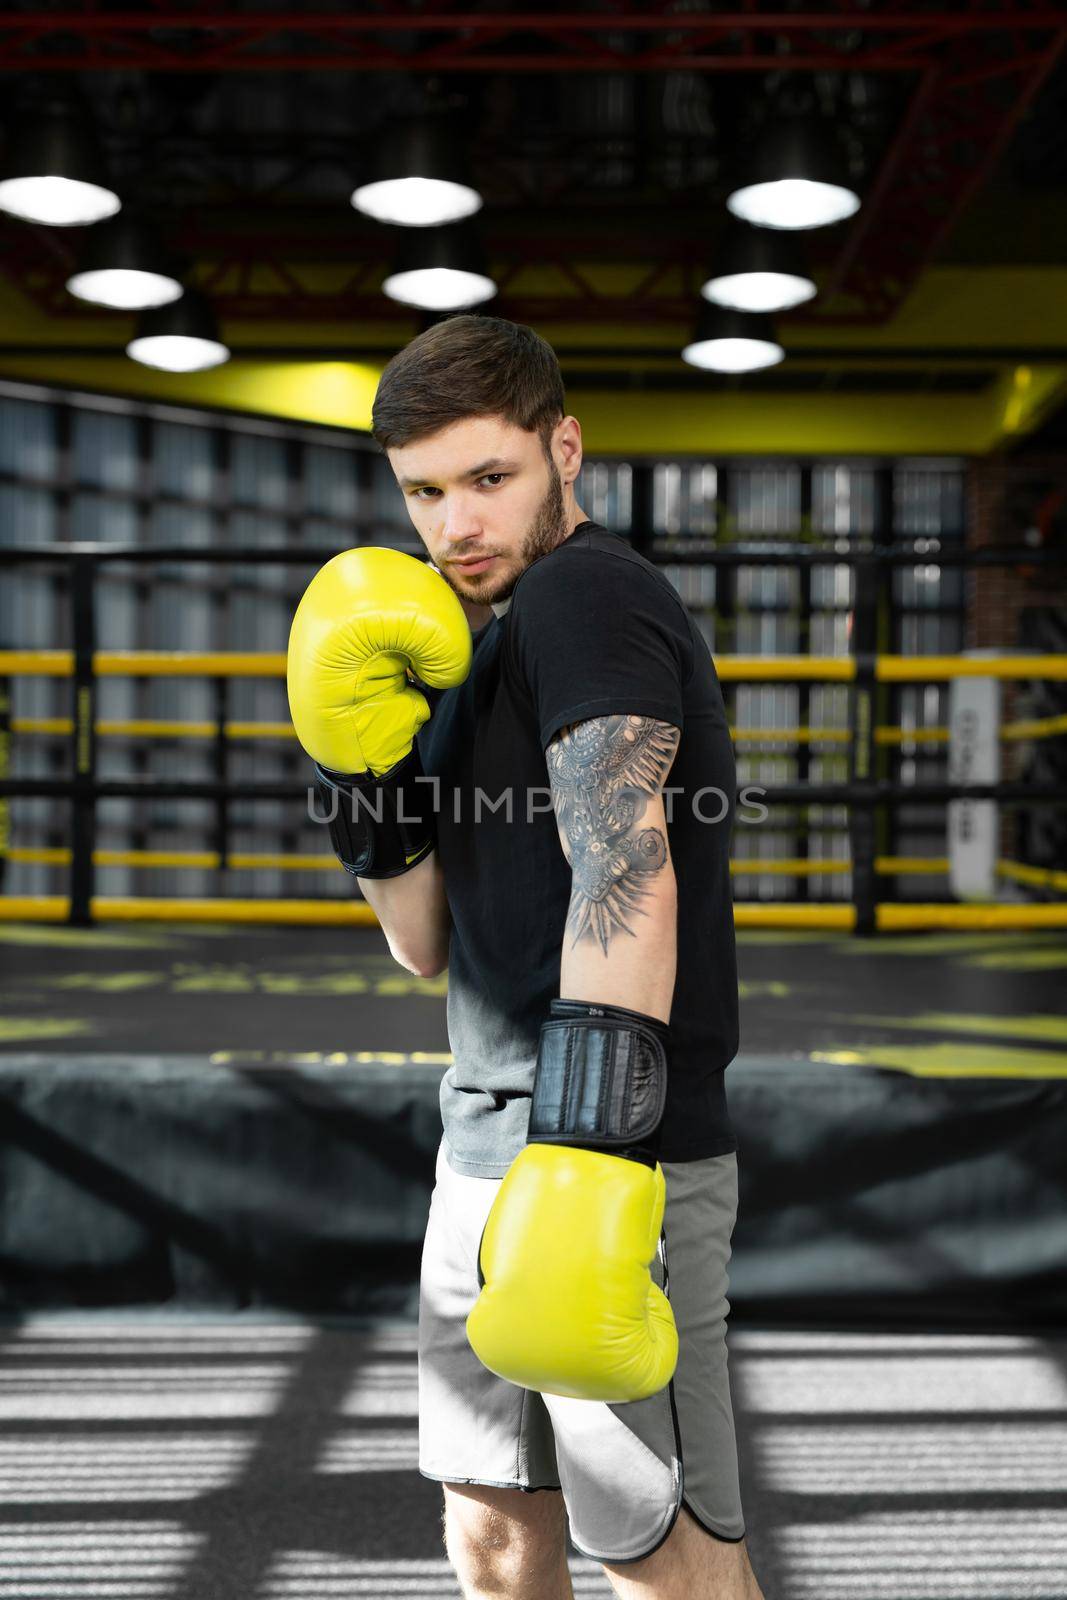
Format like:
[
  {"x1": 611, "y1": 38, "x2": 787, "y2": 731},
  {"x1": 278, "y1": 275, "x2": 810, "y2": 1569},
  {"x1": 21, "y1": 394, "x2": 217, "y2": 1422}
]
[
  {"x1": 314, "y1": 745, "x2": 436, "y2": 879},
  {"x1": 528, "y1": 999, "x2": 669, "y2": 1165}
]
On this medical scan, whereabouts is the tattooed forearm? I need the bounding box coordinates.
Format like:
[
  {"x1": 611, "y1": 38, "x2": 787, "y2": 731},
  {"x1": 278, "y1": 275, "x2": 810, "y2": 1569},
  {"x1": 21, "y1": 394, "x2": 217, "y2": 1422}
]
[{"x1": 547, "y1": 715, "x2": 680, "y2": 955}]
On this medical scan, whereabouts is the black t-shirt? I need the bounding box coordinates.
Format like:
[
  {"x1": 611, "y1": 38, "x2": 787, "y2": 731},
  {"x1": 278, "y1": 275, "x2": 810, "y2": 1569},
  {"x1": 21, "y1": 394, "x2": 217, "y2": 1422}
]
[{"x1": 418, "y1": 521, "x2": 738, "y2": 1177}]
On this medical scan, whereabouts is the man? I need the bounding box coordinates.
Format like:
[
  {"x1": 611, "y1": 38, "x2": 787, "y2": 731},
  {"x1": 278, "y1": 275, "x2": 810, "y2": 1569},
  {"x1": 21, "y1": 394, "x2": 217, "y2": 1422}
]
[{"x1": 287, "y1": 315, "x2": 764, "y2": 1599}]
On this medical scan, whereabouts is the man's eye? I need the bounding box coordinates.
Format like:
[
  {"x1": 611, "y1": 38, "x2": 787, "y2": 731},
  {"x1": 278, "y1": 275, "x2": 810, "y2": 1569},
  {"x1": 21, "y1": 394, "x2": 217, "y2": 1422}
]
[{"x1": 411, "y1": 474, "x2": 505, "y2": 498}]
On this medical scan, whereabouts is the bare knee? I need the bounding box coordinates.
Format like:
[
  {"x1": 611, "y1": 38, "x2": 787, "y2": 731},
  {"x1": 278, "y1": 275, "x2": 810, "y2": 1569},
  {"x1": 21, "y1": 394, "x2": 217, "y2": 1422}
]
[{"x1": 443, "y1": 1482, "x2": 569, "y2": 1596}]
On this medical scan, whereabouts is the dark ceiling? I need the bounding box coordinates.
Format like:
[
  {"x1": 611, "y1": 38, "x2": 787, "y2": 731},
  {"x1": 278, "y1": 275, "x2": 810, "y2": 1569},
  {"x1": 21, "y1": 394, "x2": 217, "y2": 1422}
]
[
  {"x1": 2, "y1": 2, "x2": 1065, "y2": 333},
  {"x1": 1, "y1": 2, "x2": 1066, "y2": 447}
]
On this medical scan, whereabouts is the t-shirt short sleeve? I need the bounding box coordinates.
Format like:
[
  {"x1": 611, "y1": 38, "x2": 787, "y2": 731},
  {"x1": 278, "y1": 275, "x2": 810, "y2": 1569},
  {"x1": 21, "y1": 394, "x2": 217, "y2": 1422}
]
[{"x1": 508, "y1": 542, "x2": 692, "y2": 750}]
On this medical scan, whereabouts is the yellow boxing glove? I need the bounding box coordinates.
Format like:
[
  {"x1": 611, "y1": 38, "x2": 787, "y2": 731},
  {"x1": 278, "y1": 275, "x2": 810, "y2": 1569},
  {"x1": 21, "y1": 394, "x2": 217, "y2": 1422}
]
[
  {"x1": 467, "y1": 1142, "x2": 678, "y2": 1402},
  {"x1": 467, "y1": 1000, "x2": 679, "y2": 1403},
  {"x1": 287, "y1": 546, "x2": 471, "y2": 778},
  {"x1": 287, "y1": 547, "x2": 471, "y2": 877}
]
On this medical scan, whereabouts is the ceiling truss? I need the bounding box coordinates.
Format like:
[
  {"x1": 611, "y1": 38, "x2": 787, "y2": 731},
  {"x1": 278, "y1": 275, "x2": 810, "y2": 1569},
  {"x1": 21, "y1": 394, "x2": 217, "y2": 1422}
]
[{"x1": 0, "y1": 4, "x2": 1063, "y2": 75}]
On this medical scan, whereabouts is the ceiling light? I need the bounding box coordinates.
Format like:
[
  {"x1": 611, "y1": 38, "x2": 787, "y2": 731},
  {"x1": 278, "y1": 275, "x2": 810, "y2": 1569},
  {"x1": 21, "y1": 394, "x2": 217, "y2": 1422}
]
[
  {"x1": 383, "y1": 224, "x2": 496, "y2": 311},
  {"x1": 127, "y1": 291, "x2": 229, "y2": 372},
  {"x1": 0, "y1": 104, "x2": 121, "y2": 227},
  {"x1": 352, "y1": 118, "x2": 482, "y2": 228},
  {"x1": 702, "y1": 225, "x2": 816, "y2": 313},
  {"x1": 726, "y1": 115, "x2": 859, "y2": 231},
  {"x1": 67, "y1": 216, "x2": 183, "y2": 310},
  {"x1": 682, "y1": 306, "x2": 784, "y2": 374}
]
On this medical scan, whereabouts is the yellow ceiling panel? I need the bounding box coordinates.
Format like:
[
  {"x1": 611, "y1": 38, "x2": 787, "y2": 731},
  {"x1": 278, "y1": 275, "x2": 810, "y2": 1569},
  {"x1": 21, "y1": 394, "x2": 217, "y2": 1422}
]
[{"x1": 2, "y1": 266, "x2": 1066, "y2": 454}]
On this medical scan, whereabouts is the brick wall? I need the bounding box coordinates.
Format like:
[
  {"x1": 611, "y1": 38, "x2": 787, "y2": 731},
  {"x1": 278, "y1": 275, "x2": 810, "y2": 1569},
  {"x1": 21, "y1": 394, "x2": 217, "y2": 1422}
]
[
  {"x1": 966, "y1": 448, "x2": 1067, "y2": 646},
  {"x1": 965, "y1": 449, "x2": 1067, "y2": 861}
]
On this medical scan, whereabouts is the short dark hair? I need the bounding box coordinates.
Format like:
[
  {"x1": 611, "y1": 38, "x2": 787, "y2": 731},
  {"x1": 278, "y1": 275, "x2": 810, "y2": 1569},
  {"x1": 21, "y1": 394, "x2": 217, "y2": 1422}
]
[{"x1": 371, "y1": 314, "x2": 566, "y2": 455}]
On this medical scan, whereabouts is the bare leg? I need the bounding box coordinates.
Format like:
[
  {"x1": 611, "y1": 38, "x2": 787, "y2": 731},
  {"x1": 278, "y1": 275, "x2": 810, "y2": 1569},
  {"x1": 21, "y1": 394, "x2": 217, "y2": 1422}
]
[
  {"x1": 601, "y1": 1505, "x2": 765, "y2": 1600},
  {"x1": 442, "y1": 1481, "x2": 575, "y2": 1600}
]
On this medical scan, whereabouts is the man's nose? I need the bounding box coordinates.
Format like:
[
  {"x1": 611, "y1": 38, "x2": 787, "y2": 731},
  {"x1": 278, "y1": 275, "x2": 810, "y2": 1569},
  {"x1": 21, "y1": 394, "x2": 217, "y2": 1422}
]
[{"x1": 440, "y1": 495, "x2": 483, "y2": 544}]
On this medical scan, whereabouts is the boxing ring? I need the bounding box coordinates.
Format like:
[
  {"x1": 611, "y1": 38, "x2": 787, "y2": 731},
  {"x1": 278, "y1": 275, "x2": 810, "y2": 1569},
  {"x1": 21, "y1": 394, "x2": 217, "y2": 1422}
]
[{"x1": 1, "y1": 538, "x2": 1065, "y2": 1598}]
